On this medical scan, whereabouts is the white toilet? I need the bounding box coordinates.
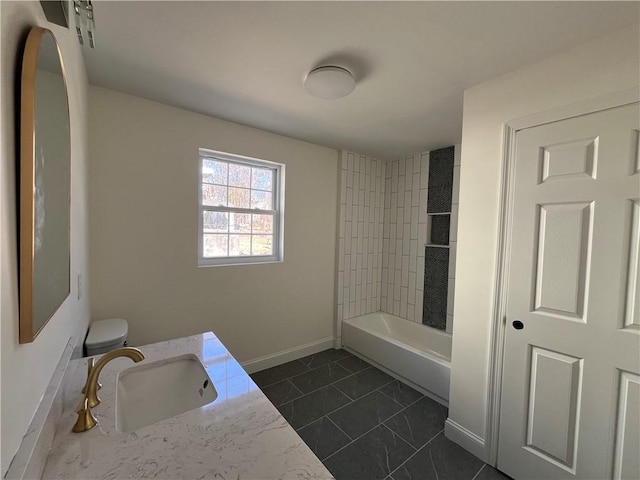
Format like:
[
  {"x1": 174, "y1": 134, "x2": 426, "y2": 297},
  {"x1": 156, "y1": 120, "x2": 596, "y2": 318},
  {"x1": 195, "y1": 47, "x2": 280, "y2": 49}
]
[{"x1": 84, "y1": 318, "x2": 129, "y2": 356}]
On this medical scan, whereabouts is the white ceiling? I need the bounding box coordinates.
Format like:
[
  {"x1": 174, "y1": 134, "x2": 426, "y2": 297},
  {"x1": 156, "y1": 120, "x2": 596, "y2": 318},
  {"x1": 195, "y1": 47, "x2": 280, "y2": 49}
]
[{"x1": 84, "y1": 1, "x2": 639, "y2": 159}]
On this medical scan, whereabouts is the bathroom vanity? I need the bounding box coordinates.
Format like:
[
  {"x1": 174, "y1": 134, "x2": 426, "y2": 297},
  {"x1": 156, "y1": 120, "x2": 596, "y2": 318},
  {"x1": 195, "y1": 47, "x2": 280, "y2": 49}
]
[{"x1": 41, "y1": 332, "x2": 333, "y2": 479}]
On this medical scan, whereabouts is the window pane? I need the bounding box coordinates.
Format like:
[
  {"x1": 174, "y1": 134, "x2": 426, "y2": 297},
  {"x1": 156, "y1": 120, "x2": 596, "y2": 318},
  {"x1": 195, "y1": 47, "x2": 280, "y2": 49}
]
[
  {"x1": 203, "y1": 159, "x2": 227, "y2": 185},
  {"x1": 230, "y1": 213, "x2": 251, "y2": 233},
  {"x1": 252, "y1": 235, "x2": 273, "y2": 256},
  {"x1": 228, "y1": 187, "x2": 250, "y2": 208},
  {"x1": 251, "y1": 167, "x2": 273, "y2": 191},
  {"x1": 203, "y1": 212, "x2": 228, "y2": 233},
  {"x1": 202, "y1": 184, "x2": 227, "y2": 207},
  {"x1": 251, "y1": 190, "x2": 272, "y2": 210},
  {"x1": 229, "y1": 234, "x2": 251, "y2": 256},
  {"x1": 252, "y1": 214, "x2": 273, "y2": 234},
  {"x1": 229, "y1": 164, "x2": 251, "y2": 188},
  {"x1": 203, "y1": 234, "x2": 228, "y2": 257}
]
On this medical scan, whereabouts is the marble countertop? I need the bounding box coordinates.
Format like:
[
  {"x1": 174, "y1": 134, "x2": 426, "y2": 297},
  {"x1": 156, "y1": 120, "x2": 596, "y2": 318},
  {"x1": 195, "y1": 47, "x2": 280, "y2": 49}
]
[{"x1": 42, "y1": 332, "x2": 334, "y2": 479}]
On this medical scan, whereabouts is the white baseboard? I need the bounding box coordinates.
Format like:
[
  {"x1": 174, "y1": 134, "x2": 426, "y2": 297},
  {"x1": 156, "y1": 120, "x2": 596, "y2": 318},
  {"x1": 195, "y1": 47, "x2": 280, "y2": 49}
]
[
  {"x1": 241, "y1": 337, "x2": 336, "y2": 374},
  {"x1": 444, "y1": 418, "x2": 486, "y2": 462}
]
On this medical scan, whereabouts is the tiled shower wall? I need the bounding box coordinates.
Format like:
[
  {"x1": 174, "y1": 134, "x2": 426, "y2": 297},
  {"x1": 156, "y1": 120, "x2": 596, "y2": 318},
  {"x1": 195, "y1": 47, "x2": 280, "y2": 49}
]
[
  {"x1": 336, "y1": 146, "x2": 460, "y2": 333},
  {"x1": 380, "y1": 154, "x2": 429, "y2": 322},
  {"x1": 336, "y1": 152, "x2": 386, "y2": 325}
]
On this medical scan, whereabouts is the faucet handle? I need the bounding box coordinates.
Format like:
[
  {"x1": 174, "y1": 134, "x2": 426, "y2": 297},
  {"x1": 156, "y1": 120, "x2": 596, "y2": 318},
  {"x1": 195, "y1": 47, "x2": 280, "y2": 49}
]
[
  {"x1": 72, "y1": 398, "x2": 98, "y2": 433},
  {"x1": 81, "y1": 358, "x2": 101, "y2": 394}
]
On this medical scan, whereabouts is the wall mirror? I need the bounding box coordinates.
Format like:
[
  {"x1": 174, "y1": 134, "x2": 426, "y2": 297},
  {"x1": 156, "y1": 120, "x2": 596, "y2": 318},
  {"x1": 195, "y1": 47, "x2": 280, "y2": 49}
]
[{"x1": 19, "y1": 26, "x2": 71, "y2": 343}]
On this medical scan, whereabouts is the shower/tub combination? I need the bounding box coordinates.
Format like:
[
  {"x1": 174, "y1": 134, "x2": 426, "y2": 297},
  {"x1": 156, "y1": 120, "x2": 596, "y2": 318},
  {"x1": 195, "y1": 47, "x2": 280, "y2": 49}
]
[
  {"x1": 336, "y1": 147, "x2": 459, "y2": 406},
  {"x1": 342, "y1": 311, "x2": 451, "y2": 405}
]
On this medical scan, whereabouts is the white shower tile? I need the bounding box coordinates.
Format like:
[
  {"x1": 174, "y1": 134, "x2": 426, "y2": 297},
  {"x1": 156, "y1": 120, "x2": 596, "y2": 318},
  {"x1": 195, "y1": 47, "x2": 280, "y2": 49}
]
[
  {"x1": 410, "y1": 240, "x2": 417, "y2": 273},
  {"x1": 384, "y1": 180, "x2": 391, "y2": 208},
  {"x1": 413, "y1": 154, "x2": 421, "y2": 174},
  {"x1": 398, "y1": 158, "x2": 405, "y2": 176},
  {"x1": 407, "y1": 304, "x2": 415, "y2": 322},
  {"x1": 418, "y1": 190, "x2": 428, "y2": 222},
  {"x1": 393, "y1": 300, "x2": 400, "y2": 317},
  {"x1": 381, "y1": 297, "x2": 387, "y2": 312},
  {"x1": 402, "y1": 256, "x2": 409, "y2": 287},
  {"x1": 418, "y1": 224, "x2": 427, "y2": 251},
  {"x1": 400, "y1": 289, "x2": 408, "y2": 318},
  {"x1": 408, "y1": 272, "x2": 416, "y2": 304},
  {"x1": 415, "y1": 293, "x2": 424, "y2": 323},
  {"x1": 338, "y1": 239, "x2": 344, "y2": 271},
  {"x1": 417, "y1": 256, "x2": 425, "y2": 285},
  {"x1": 391, "y1": 192, "x2": 398, "y2": 212},
  {"x1": 449, "y1": 242, "x2": 457, "y2": 279},
  {"x1": 398, "y1": 187, "x2": 404, "y2": 207},
  {"x1": 404, "y1": 200, "x2": 411, "y2": 223},
  {"x1": 337, "y1": 304, "x2": 343, "y2": 322},
  {"x1": 452, "y1": 166, "x2": 461, "y2": 204},
  {"x1": 402, "y1": 227, "x2": 410, "y2": 254},
  {"x1": 412, "y1": 174, "x2": 420, "y2": 205},
  {"x1": 395, "y1": 241, "x2": 403, "y2": 264},
  {"x1": 420, "y1": 154, "x2": 429, "y2": 189},
  {"x1": 405, "y1": 173, "x2": 412, "y2": 193},
  {"x1": 394, "y1": 270, "x2": 401, "y2": 300},
  {"x1": 405, "y1": 158, "x2": 413, "y2": 176},
  {"x1": 446, "y1": 314, "x2": 454, "y2": 334},
  {"x1": 450, "y1": 204, "x2": 459, "y2": 242},
  {"x1": 447, "y1": 280, "x2": 455, "y2": 315}
]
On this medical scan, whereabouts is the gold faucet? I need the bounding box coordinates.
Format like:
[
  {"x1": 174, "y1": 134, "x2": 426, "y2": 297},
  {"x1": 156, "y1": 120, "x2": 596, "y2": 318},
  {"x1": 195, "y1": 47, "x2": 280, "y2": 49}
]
[{"x1": 72, "y1": 347, "x2": 145, "y2": 433}]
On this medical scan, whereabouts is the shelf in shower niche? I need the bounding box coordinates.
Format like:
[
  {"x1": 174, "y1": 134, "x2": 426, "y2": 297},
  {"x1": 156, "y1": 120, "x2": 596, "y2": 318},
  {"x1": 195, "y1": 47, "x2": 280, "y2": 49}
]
[
  {"x1": 425, "y1": 243, "x2": 450, "y2": 248},
  {"x1": 426, "y1": 212, "x2": 452, "y2": 216}
]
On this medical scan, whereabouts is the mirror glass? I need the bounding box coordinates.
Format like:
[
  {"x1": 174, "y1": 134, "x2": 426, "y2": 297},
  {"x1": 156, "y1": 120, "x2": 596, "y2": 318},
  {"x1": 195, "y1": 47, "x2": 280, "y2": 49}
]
[{"x1": 20, "y1": 27, "x2": 70, "y2": 343}]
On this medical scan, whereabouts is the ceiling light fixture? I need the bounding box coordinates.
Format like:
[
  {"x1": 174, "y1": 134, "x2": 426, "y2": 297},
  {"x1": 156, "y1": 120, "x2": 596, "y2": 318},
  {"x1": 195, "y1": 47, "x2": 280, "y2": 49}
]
[{"x1": 304, "y1": 66, "x2": 355, "y2": 99}]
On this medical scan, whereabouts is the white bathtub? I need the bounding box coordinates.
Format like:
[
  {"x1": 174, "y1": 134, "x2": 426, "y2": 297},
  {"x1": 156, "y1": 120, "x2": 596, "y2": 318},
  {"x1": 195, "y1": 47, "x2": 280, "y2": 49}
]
[{"x1": 342, "y1": 312, "x2": 452, "y2": 406}]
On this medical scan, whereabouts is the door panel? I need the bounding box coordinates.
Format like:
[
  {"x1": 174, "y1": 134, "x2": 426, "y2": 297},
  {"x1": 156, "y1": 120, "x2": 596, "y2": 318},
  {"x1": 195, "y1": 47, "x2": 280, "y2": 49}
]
[
  {"x1": 534, "y1": 202, "x2": 592, "y2": 320},
  {"x1": 613, "y1": 371, "x2": 640, "y2": 480},
  {"x1": 498, "y1": 103, "x2": 640, "y2": 480},
  {"x1": 526, "y1": 347, "x2": 582, "y2": 471}
]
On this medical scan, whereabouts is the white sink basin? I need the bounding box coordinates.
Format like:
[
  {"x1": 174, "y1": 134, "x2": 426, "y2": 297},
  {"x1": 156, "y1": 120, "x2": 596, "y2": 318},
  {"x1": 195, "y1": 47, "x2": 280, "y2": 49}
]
[{"x1": 116, "y1": 354, "x2": 217, "y2": 433}]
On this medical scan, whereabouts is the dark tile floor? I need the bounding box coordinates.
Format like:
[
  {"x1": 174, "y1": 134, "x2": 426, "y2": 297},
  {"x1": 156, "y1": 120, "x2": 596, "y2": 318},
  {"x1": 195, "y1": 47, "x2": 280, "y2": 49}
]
[{"x1": 251, "y1": 349, "x2": 513, "y2": 480}]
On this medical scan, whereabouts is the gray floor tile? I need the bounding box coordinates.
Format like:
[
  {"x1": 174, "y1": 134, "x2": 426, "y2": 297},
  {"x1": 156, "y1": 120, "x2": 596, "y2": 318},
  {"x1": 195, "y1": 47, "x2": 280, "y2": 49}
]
[
  {"x1": 297, "y1": 417, "x2": 351, "y2": 461},
  {"x1": 337, "y1": 355, "x2": 372, "y2": 373},
  {"x1": 333, "y1": 366, "x2": 395, "y2": 400},
  {"x1": 290, "y1": 362, "x2": 352, "y2": 394},
  {"x1": 299, "y1": 349, "x2": 352, "y2": 368},
  {"x1": 261, "y1": 379, "x2": 303, "y2": 406},
  {"x1": 379, "y1": 380, "x2": 424, "y2": 407},
  {"x1": 324, "y1": 425, "x2": 415, "y2": 480},
  {"x1": 384, "y1": 397, "x2": 447, "y2": 448},
  {"x1": 329, "y1": 391, "x2": 403, "y2": 439},
  {"x1": 250, "y1": 360, "x2": 309, "y2": 388},
  {"x1": 391, "y1": 433, "x2": 484, "y2": 480},
  {"x1": 474, "y1": 464, "x2": 513, "y2": 480},
  {"x1": 277, "y1": 385, "x2": 351, "y2": 430}
]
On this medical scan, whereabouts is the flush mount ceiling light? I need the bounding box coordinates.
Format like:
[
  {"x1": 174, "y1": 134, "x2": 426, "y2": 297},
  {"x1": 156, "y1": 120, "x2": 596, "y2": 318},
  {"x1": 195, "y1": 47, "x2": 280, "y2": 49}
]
[{"x1": 304, "y1": 66, "x2": 356, "y2": 99}]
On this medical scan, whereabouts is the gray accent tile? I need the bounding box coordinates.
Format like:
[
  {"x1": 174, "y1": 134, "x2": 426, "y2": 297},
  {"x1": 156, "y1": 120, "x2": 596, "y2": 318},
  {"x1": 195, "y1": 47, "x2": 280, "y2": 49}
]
[
  {"x1": 391, "y1": 433, "x2": 484, "y2": 480},
  {"x1": 290, "y1": 362, "x2": 352, "y2": 394},
  {"x1": 297, "y1": 417, "x2": 351, "y2": 461},
  {"x1": 474, "y1": 465, "x2": 513, "y2": 480},
  {"x1": 261, "y1": 379, "x2": 303, "y2": 406},
  {"x1": 430, "y1": 214, "x2": 450, "y2": 245},
  {"x1": 299, "y1": 349, "x2": 353, "y2": 368},
  {"x1": 278, "y1": 385, "x2": 351, "y2": 430},
  {"x1": 423, "y1": 246, "x2": 449, "y2": 330},
  {"x1": 333, "y1": 366, "x2": 395, "y2": 400},
  {"x1": 324, "y1": 425, "x2": 415, "y2": 480},
  {"x1": 379, "y1": 381, "x2": 424, "y2": 407},
  {"x1": 384, "y1": 397, "x2": 447, "y2": 449},
  {"x1": 250, "y1": 360, "x2": 309, "y2": 388},
  {"x1": 337, "y1": 355, "x2": 371, "y2": 373},
  {"x1": 329, "y1": 391, "x2": 404, "y2": 439}
]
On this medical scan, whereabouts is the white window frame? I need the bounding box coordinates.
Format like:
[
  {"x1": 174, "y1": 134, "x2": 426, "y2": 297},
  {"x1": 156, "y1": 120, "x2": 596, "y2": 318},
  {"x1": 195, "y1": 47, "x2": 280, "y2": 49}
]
[{"x1": 198, "y1": 148, "x2": 285, "y2": 267}]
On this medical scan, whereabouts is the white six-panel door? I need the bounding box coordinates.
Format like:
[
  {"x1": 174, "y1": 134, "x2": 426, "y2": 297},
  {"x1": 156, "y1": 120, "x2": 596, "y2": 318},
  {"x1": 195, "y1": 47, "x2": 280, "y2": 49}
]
[{"x1": 498, "y1": 103, "x2": 640, "y2": 480}]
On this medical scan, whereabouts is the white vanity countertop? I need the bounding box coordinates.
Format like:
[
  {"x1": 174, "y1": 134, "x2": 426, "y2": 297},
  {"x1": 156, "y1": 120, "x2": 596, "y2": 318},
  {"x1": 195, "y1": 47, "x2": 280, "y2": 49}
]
[{"x1": 42, "y1": 332, "x2": 334, "y2": 479}]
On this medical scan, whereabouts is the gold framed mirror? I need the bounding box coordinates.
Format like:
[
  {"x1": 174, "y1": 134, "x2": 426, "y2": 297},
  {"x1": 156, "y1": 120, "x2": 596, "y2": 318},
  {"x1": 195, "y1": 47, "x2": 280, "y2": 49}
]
[{"x1": 19, "y1": 27, "x2": 71, "y2": 343}]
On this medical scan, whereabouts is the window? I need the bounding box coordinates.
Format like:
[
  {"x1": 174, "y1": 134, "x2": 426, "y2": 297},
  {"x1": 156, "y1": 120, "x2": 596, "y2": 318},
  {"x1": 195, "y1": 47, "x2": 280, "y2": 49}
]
[{"x1": 198, "y1": 149, "x2": 284, "y2": 266}]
